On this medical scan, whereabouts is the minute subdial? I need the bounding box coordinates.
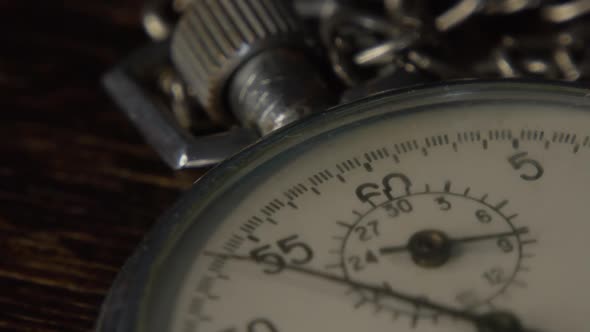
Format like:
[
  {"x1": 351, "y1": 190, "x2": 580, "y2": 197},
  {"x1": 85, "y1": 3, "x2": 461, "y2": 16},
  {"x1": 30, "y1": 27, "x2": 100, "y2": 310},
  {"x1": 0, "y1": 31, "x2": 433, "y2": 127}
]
[{"x1": 338, "y1": 187, "x2": 534, "y2": 320}]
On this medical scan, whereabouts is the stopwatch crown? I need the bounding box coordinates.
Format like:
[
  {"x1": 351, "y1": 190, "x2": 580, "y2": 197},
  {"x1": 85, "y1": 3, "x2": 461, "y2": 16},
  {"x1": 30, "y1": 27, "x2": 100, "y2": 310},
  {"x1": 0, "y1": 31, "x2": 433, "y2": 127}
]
[{"x1": 171, "y1": 0, "x2": 306, "y2": 125}]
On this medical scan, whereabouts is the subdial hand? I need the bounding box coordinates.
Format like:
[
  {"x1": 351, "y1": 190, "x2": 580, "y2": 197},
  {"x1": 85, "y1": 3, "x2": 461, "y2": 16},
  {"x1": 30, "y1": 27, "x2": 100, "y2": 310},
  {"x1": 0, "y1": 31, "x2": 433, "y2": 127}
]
[
  {"x1": 450, "y1": 226, "x2": 529, "y2": 244},
  {"x1": 203, "y1": 251, "x2": 531, "y2": 332},
  {"x1": 379, "y1": 226, "x2": 529, "y2": 254},
  {"x1": 378, "y1": 227, "x2": 529, "y2": 268}
]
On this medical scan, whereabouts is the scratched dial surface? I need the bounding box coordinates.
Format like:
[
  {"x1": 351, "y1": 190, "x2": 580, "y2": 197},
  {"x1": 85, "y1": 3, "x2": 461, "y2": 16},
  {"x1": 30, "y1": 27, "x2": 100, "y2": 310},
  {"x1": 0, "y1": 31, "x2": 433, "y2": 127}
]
[{"x1": 131, "y1": 84, "x2": 590, "y2": 332}]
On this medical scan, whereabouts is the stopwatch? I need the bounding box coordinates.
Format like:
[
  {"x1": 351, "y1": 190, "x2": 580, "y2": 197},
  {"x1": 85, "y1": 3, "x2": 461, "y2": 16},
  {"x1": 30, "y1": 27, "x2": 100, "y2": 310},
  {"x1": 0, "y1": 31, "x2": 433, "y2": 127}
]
[
  {"x1": 98, "y1": 81, "x2": 590, "y2": 332},
  {"x1": 97, "y1": 1, "x2": 590, "y2": 332}
]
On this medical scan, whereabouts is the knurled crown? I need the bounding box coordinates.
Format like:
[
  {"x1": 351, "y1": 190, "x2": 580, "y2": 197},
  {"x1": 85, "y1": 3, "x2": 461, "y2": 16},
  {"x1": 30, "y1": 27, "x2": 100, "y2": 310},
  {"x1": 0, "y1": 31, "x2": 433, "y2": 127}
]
[{"x1": 171, "y1": 0, "x2": 303, "y2": 124}]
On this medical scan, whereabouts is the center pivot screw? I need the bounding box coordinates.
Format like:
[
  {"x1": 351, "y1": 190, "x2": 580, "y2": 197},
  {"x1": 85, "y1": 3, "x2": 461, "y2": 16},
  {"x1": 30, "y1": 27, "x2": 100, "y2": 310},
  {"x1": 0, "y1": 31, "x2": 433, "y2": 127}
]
[{"x1": 407, "y1": 230, "x2": 452, "y2": 268}]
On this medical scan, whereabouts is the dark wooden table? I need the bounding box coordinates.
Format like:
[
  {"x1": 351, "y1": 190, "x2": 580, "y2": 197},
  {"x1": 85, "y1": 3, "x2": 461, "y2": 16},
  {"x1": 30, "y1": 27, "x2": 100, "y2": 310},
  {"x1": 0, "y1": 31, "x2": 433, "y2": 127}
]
[{"x1": 0, "y1": 1, "x2": 203, "y2": 330}]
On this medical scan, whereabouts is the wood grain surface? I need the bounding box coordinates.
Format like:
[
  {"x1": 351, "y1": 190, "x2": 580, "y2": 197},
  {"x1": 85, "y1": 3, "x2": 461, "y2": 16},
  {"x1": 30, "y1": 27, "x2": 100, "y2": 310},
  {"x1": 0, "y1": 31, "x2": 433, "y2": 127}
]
[{"x1": 0, "y1": 1, "x2": 203, "y2": 330}]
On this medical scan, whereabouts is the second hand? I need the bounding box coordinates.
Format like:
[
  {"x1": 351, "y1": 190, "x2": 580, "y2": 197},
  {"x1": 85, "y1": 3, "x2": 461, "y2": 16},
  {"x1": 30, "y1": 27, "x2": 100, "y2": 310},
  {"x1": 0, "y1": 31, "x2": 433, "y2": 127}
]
[{"x1": 203, "y1": 251, "x2": 526, "y2": 331}]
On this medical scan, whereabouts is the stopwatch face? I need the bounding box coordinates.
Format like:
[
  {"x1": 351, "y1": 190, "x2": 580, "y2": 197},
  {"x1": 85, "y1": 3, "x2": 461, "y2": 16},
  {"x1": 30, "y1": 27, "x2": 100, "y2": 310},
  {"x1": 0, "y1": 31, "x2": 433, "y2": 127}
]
[{"x1": 98, "y1": 82, "x2": 590, "y2": 332}]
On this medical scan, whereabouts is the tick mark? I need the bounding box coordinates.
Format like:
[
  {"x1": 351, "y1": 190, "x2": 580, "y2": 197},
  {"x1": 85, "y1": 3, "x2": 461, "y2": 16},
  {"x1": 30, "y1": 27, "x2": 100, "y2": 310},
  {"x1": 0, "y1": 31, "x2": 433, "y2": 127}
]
[
  {"x1": 247, "y1": 235, "x2": 260, "y2": 242},
  {"x1": 512, "y1": 139, "x2": 520, "y2": 149},
  {"x1": 336, "y1": 220, "x2": 353, "y2": 229},
  {"x1": 494, "y1": 200, "x2": 508, "y2": 210},
  {"x1": 515, "y1": 226, "x2": 530, "y2": 235},
  {"x1": 443, "y1": 181, "x2": 451, "y2": 193},
  {"x1": 240, "y1": 224, "x2": 255, "y2": 233},
  {"x1": 480, "y1": 194, "x2": 488, "y2": 202},
  {"x1": 520, "y1": 239, "x2": 538, "y2": 246},
  {"x1": 506, "y1": 214, "x2": 519, "y2": 221}
]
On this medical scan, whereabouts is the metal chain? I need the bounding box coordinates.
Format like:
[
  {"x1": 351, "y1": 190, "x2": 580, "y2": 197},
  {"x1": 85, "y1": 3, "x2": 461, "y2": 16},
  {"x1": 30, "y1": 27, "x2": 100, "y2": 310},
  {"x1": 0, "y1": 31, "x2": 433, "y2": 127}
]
[
  {"x1": 295, "y1": 0, "x2": 590, "y2": 86},
  {"x1": 118, "y1": 0, "x2": 590, "y2": 167}
]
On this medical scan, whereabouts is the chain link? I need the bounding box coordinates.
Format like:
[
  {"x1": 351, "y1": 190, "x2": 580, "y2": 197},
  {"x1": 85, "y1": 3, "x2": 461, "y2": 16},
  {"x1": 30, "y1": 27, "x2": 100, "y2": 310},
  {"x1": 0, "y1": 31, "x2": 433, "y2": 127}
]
[{"x1": 296, "y1": 0, "x2": 590, "y2": 85}]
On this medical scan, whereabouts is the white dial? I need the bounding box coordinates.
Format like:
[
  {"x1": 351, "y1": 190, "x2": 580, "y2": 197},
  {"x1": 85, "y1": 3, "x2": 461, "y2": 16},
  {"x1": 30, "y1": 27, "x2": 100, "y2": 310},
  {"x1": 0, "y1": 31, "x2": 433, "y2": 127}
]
[{"x1": 101, "y1": 83, "x2": 590, "y2": 332}]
